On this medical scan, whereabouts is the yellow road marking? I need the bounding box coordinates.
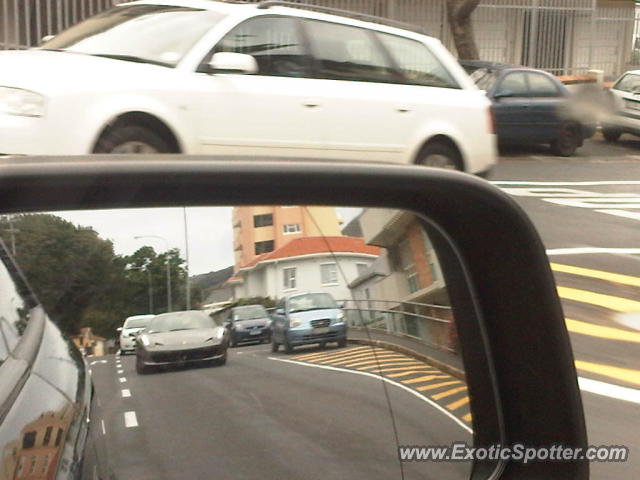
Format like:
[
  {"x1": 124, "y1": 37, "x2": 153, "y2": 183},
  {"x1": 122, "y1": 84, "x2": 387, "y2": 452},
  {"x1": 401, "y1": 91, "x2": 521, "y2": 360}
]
[
  {"x1": 292, "y1": 347, "x2": 373, "y2": 361},
  {"x1": 551, "y1": 263, "x2": 640, "y2": 288},
  {"x1": 432, "y1": 386, "x2": 468, "y2": 400},
  {"x1": 358, "y1": 362, "x2": 425, "y2": 371},
  {"x1": 386, "y1": 369, "x2": 438, "y2": 378},
  {"x1": 402, "y1": 375, "x2": 450, "y2": 385},
  {"x1": 371, "y1": 366, "x2": 436, "y2": 373},
  {"x1": 328, "y1": 353, "x2": 408, "y2": 366},
  {"x1": 462, "y1": 413, "x2": 473, "y2": 422},
  {"x1": 574, "y1": 360, "x2": 640, "y2": 387},
  {"x1": 446, "y1": 396, "x2": 470, "y2": 411},
  {"x1": 416, "y1": 380, "x2": 462, "y2": 392},
  {"x1": 557, "y1": 286, "x2": 640, "y2": 313},
  {"x1": 308, "y1": 350, "x2": 396, "y2": 364},
  {"x1": 566, "y1": 318, "x2": 640, "y2": 343},
  {"x1": 339, "y1": 356, "x2": 412, "y2": 367}
]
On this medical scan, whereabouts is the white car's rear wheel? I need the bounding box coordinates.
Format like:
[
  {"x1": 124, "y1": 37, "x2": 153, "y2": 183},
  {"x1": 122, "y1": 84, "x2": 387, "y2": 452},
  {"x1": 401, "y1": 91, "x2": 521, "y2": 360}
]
[{"x1": 94, "y1": 125, "x2": 171, "y2": 154}]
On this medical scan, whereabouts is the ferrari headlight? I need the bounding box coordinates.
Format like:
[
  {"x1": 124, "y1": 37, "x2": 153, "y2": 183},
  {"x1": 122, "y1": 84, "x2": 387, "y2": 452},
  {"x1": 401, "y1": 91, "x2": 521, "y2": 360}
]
[
  {"x1": 139, "y1": 335, "x2": 150, "y2": 346},
  {"x1": 0, "y1": 87, "x2": 46, "y2": 117},
  {"x1": 216, "y1": 329, "x2": 224, "y2": 340}
]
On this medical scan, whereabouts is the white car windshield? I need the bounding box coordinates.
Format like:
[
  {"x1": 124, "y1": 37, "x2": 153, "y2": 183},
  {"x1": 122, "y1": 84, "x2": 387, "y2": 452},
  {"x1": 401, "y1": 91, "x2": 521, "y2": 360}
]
[{"x1": 40, "y1": 4, "x2": 226, "y2": 67}]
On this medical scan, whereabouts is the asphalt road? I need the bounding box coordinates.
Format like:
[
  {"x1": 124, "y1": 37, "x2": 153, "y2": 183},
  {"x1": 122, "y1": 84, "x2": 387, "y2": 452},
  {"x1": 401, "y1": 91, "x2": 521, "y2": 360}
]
[
  {"x1": 492, "y1": 141, "x2": 640, "y2": 480},
  {"x1": 89, "y1": 345, "x2": 473, "y2": 480}
]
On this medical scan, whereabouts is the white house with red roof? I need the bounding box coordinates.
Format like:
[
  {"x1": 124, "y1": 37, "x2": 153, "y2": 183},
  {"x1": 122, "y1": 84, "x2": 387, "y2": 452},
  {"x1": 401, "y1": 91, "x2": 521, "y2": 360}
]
[{"x1": 228, "y1": 236, "x2": 380, "y2": 301}]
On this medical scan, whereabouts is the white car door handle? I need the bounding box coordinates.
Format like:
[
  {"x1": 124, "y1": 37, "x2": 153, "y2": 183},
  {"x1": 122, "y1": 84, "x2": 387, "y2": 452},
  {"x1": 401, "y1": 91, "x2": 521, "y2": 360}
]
[
  {"x1": 304, "y1": 102, "x2": 320, "y2": 108},
  {"x1": 396, "y1": 107, "x2": 411, "y2": 113}
]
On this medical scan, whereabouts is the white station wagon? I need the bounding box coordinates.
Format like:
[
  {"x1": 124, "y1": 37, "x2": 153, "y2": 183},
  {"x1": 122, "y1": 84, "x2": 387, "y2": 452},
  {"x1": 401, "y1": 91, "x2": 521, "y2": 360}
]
[{"x1": 0, "y1": 0, "x2": 496, "y2": 175}]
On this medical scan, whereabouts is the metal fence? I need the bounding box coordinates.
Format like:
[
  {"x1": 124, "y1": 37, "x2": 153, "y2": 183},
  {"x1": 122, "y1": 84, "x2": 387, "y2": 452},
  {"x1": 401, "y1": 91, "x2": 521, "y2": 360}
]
[
  {"x1": 1, "y1": 0, "x2": 115, "y2": 49},
  {"x1": 340, "y1": 298, "x2": 458, "y2": 353},
  {"x1": 2, "y1": 0, "x2": 638, "y2": 78}
]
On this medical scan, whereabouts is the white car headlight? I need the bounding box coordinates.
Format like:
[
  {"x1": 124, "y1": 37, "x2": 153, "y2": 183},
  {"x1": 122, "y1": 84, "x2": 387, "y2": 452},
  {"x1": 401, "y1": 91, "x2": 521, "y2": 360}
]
[
  {"x1": 290, "y1": 319, "x2": 302, "y2": 328},
  {"x1": 0, "y1": 87, "x2": 46, "y2": 117},
  {"x1": 334, "y1": 312, "x2": 345, "y2": 323},
  {"x1": 216, "y1": 329, "x2": 224, "y2": 340}
]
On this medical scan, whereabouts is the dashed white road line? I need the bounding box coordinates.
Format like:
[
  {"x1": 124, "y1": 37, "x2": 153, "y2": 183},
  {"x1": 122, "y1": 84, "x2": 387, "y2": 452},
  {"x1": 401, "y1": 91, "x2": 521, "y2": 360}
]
[
  {"x1": 546, "y1": 247, "x2": 640, "y2": 255},
  {"x1": 492, "y1": 181, "x2": 640, "y2": 186},
  {"x1": 89, "y1": 360, "x2": 108, "y2": 366},
  {"x1": 121, "y1": 389, "x2": 131, "y2": 398},
  {"x1": 117, "y1": 369, "x2": 124, "y2": 374},
  {"x1": 124, "y1": 411, "x2": 138, "y2": 428},
  {"x1": 119, "y1": 377, "x2": 127, "y2": 383},
  {"x1": 579, "y1": 377, "x2": 640, "y2": 404},
  {"x1": 100, "y1": 419, "x2": 106, "y2": 436},
  {"x1": 269, "y1": 356, "x2": 472, "y2": 434}
]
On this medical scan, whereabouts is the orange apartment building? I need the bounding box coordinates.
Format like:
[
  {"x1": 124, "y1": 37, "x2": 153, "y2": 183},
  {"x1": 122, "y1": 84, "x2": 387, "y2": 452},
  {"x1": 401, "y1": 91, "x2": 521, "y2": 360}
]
[{"x1": 232, "y1": 206, "x2": 342, "y2": 271}]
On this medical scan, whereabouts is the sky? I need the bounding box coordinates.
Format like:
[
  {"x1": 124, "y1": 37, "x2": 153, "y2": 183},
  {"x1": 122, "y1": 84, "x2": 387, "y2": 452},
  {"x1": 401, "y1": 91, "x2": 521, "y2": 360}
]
[{"x1": 52, "y1": 206, "x2": 362, "y2": 276}]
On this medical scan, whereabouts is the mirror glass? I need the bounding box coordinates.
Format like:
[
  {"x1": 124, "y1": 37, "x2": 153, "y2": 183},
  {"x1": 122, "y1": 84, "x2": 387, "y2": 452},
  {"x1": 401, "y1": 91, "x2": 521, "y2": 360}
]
[{"x1": 0, "y1": 205, "x2": 496, "y2": 480}]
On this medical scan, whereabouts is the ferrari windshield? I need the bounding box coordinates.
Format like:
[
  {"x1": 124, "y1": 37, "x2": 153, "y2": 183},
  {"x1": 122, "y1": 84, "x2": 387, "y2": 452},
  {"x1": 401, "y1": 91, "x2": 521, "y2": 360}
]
[
  {"x1": 40, "y1": 5, "x2": 226, "y2": 67},
  {"x1": 148, "y1": 311, "x2": 214, "y2": 333}
]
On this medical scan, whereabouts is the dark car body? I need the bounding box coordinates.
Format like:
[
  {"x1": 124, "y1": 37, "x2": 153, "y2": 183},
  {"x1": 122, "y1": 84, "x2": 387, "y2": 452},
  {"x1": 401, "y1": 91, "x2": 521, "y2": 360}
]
[
  {"x1": 271, "y1": 291, "x2": 347, "y2": 353},
  {"x1": 212, "y1": 304, "x2": 271, "y2": 347},
  {"x1": 0, "y1": 238, "x2": 101, "y2": 479},
  {"x1": 135, "y1": 310, "x2": 228, "y2": 373},
  {"x1": 460, "y1": 60, "x2": 596, "y2": 155}
]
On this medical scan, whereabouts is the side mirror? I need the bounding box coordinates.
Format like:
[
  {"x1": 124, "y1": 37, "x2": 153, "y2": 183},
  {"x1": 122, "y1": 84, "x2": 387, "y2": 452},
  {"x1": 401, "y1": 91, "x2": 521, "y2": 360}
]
[
  {"x1": 208, "y1": 52, "x2": 258, "y2": 75},
  {"x1": 493, "y1": 90, "x2": 515, "y2": 99}
]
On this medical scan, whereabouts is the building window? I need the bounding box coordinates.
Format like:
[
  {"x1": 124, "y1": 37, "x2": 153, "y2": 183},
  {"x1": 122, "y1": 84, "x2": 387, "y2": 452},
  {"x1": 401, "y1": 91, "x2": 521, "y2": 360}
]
[
  {"x1": 253, "y1": 214, "x2": 273, "y2": 227},
  {"x1": 43, "y1": 426, "x2": 52, "y2": 446},
  {"x1": 29, "y1": 456, "x2": 37, "y2": 474},
  {"x1": 255, "y1": 240, "x2": 274, "y2": 255},
  {"x1": 407, "y1": 273, "x2": 420, "y2": 293},
  {"x1": 55, "y1": 428, "x2": 64, "y2": 447},
  {"x1": 320, "y1": 263, "x2": 338, "y2": 285},
  {"x1": 22, "y1": 431, "x2": 36, "y2": 449},
  {"x1": 42, "y1": 454, "x2": 50, "y2": 474},
  {"x1": 283, "y1": 267, "x2": 296, "y2": 289},
  {"x1": 283, "y1": 223, "x2": 301, "y2": 234},
  {"x1": 399, "y1": 239, "x2": 419, "y2": 293},
  {"x1": 356, "y1": 263, "x2": 368, "y2": 276}
]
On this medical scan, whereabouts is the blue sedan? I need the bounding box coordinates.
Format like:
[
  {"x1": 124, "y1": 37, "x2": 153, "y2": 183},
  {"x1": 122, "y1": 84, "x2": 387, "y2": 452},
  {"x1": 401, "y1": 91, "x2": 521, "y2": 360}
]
[{"x1": 461, "y1": 61, "x2": 596, "y2": 156}]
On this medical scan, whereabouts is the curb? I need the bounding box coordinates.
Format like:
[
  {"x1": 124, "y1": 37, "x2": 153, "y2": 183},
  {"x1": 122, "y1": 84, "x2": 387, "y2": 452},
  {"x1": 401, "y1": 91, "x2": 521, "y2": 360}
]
[{"x1": 347, "y1": 337, "x2": 466, "y2": 381}]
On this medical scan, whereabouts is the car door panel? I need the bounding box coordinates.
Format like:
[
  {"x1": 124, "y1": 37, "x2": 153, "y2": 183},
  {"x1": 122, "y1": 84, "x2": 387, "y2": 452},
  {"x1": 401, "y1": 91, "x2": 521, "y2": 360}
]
[{"x1": 491, "y1": 71, "x2": 531, "y2": 142}]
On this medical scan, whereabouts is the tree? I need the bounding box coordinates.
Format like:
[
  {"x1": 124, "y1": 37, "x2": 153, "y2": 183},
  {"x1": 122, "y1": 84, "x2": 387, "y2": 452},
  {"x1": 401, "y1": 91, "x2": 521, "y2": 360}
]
[
  {"x1": 0, "y1": 214, "x2": 118, "y2": 336},
  {"x1": 446, "y1": 0, "x2": 481, "y2": 60}
]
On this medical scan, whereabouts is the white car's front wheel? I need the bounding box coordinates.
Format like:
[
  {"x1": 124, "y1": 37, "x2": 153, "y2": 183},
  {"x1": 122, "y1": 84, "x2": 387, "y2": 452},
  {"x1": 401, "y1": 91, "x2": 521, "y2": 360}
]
[{"x1": 94, "y1": 125, "x2": 171, "y2": 154}]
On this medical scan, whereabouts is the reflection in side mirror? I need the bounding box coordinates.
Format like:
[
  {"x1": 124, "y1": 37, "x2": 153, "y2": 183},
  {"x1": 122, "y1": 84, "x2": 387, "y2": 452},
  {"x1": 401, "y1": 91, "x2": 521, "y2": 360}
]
[
  {"x1": 0, "y1": 204, "x2": 502, "y2": 480},
  {"x1": 208, "y1": 52, "x2": 258, "y2": 75}
]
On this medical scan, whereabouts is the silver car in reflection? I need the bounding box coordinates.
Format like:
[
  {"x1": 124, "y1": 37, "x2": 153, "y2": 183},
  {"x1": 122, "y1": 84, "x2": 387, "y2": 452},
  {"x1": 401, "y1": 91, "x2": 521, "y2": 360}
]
[
  {"x1": 135, "y1": 310, "x2": 229, "y2": 374},
  {"x1": 271, "y1": 291, "x2": 347, "y2": 353}
]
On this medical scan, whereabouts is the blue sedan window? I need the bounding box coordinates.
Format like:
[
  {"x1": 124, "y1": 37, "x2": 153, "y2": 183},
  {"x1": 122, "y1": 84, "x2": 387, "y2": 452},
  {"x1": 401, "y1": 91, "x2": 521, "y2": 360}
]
[{"x1": 527, "y1": 73, "x2": 560, "y2": 97}]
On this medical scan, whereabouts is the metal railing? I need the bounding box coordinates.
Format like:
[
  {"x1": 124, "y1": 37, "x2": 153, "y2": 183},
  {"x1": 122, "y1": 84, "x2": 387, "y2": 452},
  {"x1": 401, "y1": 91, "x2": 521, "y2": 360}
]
[
  {"x1": 2, "y1": 0, "x2": 637, "y2": 78},
  {"x1": 1, "y1": 0, "x2": 116, "y2": 50},
  {"x1": 338, "y1": 298, "x2": 458, "y2": 353}
]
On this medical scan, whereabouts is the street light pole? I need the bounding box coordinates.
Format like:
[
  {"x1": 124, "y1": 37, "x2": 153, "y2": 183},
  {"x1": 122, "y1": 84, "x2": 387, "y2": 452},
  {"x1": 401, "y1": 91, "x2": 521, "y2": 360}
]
[
  {"x1": 183, "y1": 207, "x2": 191, "y2": 310},
  {"x1": 134, "y1": 235, "x2": 172, "y2": 313}
]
